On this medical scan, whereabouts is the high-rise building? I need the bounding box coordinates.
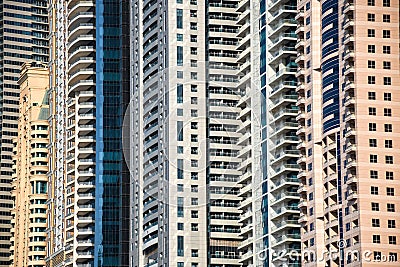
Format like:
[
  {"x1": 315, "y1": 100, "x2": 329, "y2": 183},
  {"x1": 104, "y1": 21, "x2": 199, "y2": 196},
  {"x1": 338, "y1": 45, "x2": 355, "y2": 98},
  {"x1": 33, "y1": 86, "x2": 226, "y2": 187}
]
[
  {"x1": 296, "y1": 0, "x2": 400, "y2": 266},
  {"x1": 129, "y1": 0, "x2": 260, "y2": 265},
  {"x1": 252, "y1": 0, "x2": 302, "y2": 266},
  {"x1": 46, "y1": 0, "x2": 131, "y2": 266},
  {"x1": 9, "y1": 63, "x2": 50, "y2": 267},
  {"x1": 0, "y1": 1, "x2": 49, "y2": 263}
]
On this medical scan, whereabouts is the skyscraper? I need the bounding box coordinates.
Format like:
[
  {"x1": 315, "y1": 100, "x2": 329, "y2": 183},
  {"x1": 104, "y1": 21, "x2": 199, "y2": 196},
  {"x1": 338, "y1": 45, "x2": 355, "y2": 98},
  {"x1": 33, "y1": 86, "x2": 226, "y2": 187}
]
[
  {"x1": 47, "y1": 0, "x2": 131, "y2": 265},
  {"x1": 296, "y1": 0, "x2": 400, "y2": 266},
  {"x1": 9, "y1": 63, "x2": 50, "y2": 267},
  {"x1": 253, "y1": 0, "x2": 302, "y2": 266},
  {"x1": 0, "y1": 1, "x2": 49, "y2": 264}
]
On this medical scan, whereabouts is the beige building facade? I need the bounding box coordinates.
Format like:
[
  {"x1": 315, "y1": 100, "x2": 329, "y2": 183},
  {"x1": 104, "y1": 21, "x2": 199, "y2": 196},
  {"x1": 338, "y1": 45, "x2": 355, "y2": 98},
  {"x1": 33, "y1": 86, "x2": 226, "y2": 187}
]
[{"x1": 9, "y1": 63, "x2": 50, "y2": 267}]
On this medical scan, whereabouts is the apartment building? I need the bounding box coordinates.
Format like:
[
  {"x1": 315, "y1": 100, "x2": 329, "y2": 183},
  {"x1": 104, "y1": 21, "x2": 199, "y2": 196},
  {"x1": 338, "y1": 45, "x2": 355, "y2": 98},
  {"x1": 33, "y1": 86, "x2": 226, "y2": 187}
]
[
  {"x1": 296, "y1": 0, "x2": 400, "y2": 266},
  {"x1": 9, "y1": 63, "x2": 50, "y2": 267},
  {"x1": 129, "y1": 0, "x2": 264, "y2": 265},
  {"x1": 0, "y1": 1, "x2": 49, "y2": 264},
  {"x1": 46, "y1": 0, "x2": 131, "y2": 266}
]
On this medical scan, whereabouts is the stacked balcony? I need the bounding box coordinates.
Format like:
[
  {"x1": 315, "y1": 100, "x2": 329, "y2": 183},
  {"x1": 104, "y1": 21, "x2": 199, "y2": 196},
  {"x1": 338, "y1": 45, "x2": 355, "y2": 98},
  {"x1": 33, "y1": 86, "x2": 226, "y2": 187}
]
[
  {"x1": 268, "y1": 0, "x2": 301, "y2": 266},
  {"x1": 208, "y1": 1, "x2": 243, "y2": 266},
  {"x1": 66, "y1": 0, "x2": 96, "y2": 265}
]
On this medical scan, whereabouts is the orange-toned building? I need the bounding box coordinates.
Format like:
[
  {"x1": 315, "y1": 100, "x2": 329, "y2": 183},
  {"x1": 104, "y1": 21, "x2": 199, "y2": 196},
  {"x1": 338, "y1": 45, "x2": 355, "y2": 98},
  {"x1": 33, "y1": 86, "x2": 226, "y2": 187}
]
[
  {"x1": 9, "y1": 63, "x2": 50, "y2": 267},
  {"x1": 296, "y1": 0, "x2": 400, "y2": 266}
]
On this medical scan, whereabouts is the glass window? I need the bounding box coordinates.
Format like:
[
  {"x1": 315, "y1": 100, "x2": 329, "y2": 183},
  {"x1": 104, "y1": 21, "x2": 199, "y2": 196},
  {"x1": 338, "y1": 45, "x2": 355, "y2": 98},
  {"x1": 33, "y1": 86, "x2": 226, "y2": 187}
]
[
  {"x1": 177, "y1": 33, "x2": 183, "y2": 41},
  {"x1": 177, "y1": 197, "x2": 184, "y2": 217},
  {"x1": 177, "y1": 236, "x2": 184, "y2": 256},
  {"x1": 177, "y1": 159, "x2": 184, "y2": 179},
  {"x1": 177, "y1": 84, "x2": 183, "y2": 103},
  {"x1": 177, "y1": 121, "x2": 183, "y2": 141},
  {"x1": 177, "y1": 46, "x2": 183, "y2": 66},
  {"x1": 177, "y1": 9, "x2": 183, "y2": 29},
  {"x1": 383, "y1": 61, "x2": 391, "y2": 70}
]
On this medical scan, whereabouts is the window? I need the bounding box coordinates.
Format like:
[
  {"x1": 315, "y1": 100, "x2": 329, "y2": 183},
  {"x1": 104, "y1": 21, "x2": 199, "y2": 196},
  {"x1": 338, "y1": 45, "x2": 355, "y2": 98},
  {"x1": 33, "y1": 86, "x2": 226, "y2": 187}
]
[
  {"x1": 190, "y1": 47, "x2": 197, "y2": 55},
  {"x1": 383, "y1": 30, "x2": 391, "y2": 38},
  {"x1": 191, "y1": 210, "x2": 198, "y2": 218},
  {"x1": 369, "y1": 107, "x2": 376, "y2": 116},
  {"x1": 383, "y1": 14, "x2": 391, "y2": 22},
  {"x1": 383, "y1": 46, "x2": 391, "y2": 54},
  {"x1": 371, "y1": 186, "x2": 379, "y2": 195},
  {"x1": 372, "y1": 218, "x2": 380, "y2": 227},
  {"x1": 177, "y1": 121, "x2": 183, "y2": 141},
  {"x1": 177, "y1": 46, "x2": 183, "y2": 66},
  {"x1": 191, "y1": 160, "x2": 198, "y2": 167},
  {"x1": 190, "y1": 22, "x2": 197, "y2": 30},
  {"x1": 368, "y1": 29, "x2": 375, "y2": 37},
  {"x1": 387, "y1": 203, "x2": 395, "y2": 212},
  {"x1": 383, "y1": 0, "x2": 390, "y2": 7},
  {"x1": 386, "y1": 171, "x2": 394, "y2": 180},
  {"x1": 177, "y1": 236, "x2": 184, "y2": 256},
  {"x1": 384, "y1": 92, "x2": 392, "y2": 101},
  {"x1": 177, "y1": 159, "x2": 184, "y2": 179},
  {"x1": 177, "y1": 33, "x2": 183, "y2": 41},
  {"x1": 192, "y1": 263, "x2": 198, "y2": 267},
  {"x1": 191, "y1": 249, "x2": 198, "y2": 257},
  {"x1": 191, "y1": 122, "x2": 198, "y2": 129},
  {"x1": 370, "y1": 170, "x2": 378, "y2": 179},
  {"x1": 177, "y1": 197, "x2": 184, "y2": 217},
  {"x1": 191, "y1": 84, "x2": 197, "y2": 92},
  {"x1": 373, "y1": 235, "x2": 381, "y2": 244},
  {"x1": 370, "y1": 155, "x2": 377, "y2": 163},
  {"x1": 177, "y1": 84, "x2": 183, "y2": 103},
  {"x1": 384, "y1": 77, "x2": 392, "y2": 85},
  {"x1": 177, "y1": 0, "x2": 182, "y2": 3},
  {"x1": 191, "y1": 60, "x2": 197, "y2": 67},
  {"x1": 368, "y1": 0, "x2": 375, "y2": 5},
  {"x1": 371, "y1": 202, "x2": 380, "y2": 211},
  {"x1": 388, "y1": 220, "x2": 396, "y2": 228},
  {"x1": 346, "y1": 222, "x2": 351, "y2": 231},
  {"x1": 368, "y1": 45, "x2": 375, "y2": 53},
  {"x1": 190, "y1": 72, "x2": 197, "y2": 80},
  {"x1": 177, "y1": 9, "x2": 183, "y2": 29},
  {"x1": 177, "y1": 109, "x2": 183, "y2": 116},
  {"x1": 385, "y1": 140, "x2": 393, "y2": 148},
  {"x1": 368, "y1": 92, "x2": 376, "y2": 100},
  {"x1": 384, "y1": 108, "x2": 392, "y2": 117},
  {"x1": 190, "y1": 0, "x2": 197, "y2": 4},
  {"x1": 191, "y1": 198, "x2": 198, "y2": 205},
  {"x1": 178, "y1": 263, "x2": 184, "y2": 267},
  {"x1": 310, "y1": 238, "x2": 315, "y2": 246},
  {"x1": 310, "y1": 222, "x2": 314, "y2": 231},
  {"x1": 345, "y1": 207, "x2": 350, "y2": 215},
  {"x1": 191, "y1": 135, "x2": 198, "y2": 142},
  {"x1": 387, "y1": 187, "x2": 395, "y2": 196},
  {"x1": 383, "y1": 61, "x2": 391, "y2": 70},
  {"x1": 309, "y1": 207, "x2": 314, "y2": 216},
  {"x1": 308, "y1": 192, "x2": 314, "y2": 200},
  {"x1": 190, "y1": 147, "x2": 198, "y2": 154},
  {"x1": 190, "y1": 35, "x2": 197, "y2": 42},
  {"x1": 191, "y1": 185, "x2": 198, "y2": 192},
  {"x1": 191, "y1": 109, "x2": 198, "y2": 117},
  {"x1": 368, "y1": 76, "x2": 375, "y2": 84},
  {"x1": 369, "y1": 139, "x2": 377, "y2": 147},
  {"x1": 385, "y1": 124, "x2": 392, "y2": 132},
  {"x1": 191, "y1": 172, "x2": 198, "y2": 180},
  {"x1": 374, "y1": 251, "x2": 382, "y2": 261},
  {"x1": 177, "y1": 222, "x2": 184, "y2": 230},
  {"x1": 368, "y1": 60, "x2": 376, "y2": 68},
  {"x1": 191, "y1": 223, "x2": 198, "y2": 231},
  {"x1": 389, "y1": 236, "x2": 397, "y2": 245},
  {"x1": 177, "y1": 71, "x2": 183, "y2": 78},
  {"x1": 367, "y1": 13, "x2": 375, "y2": 21},
  {"x1": 306, "y1": 17, "x2": 310, "y2": 25},
  {"x1": 177, "y1": 184, "x2": 184, "y2": 192},
  {"x1": 190, "y1": 10, "x2": 197, "y2": 17},
  {"x1": 308, "y1": 178, "x2": 313, "y2": 186}
]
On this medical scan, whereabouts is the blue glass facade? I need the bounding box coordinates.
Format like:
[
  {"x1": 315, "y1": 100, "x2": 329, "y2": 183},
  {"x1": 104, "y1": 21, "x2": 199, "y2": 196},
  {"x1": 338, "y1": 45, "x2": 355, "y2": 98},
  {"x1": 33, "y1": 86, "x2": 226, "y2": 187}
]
[
  {"x1": 95, "y1": 0, "x2": 130, "y2": 265},
  {"x1": 321, "y1": 0, "x2": 340, "y2": 133}
]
